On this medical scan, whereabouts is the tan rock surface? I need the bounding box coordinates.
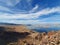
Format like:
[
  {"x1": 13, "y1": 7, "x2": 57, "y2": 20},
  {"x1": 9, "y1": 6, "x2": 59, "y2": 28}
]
[{"x1": 0, "y1": 25, "x2": 60, "y2": 45}]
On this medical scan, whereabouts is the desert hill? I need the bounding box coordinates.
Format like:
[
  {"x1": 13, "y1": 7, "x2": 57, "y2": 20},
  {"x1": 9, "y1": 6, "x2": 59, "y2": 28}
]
[{"x1": 0, "y1": 25, "x2": 60, "y2": 45}]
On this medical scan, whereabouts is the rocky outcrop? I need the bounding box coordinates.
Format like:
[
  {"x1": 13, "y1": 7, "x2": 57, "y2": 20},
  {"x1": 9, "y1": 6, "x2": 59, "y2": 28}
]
[
  {"x1": 40, "y1": 31, "x2": 60, "y2": 45},
  {"x1": 0, "y1": 25, "x2": 60, "y2": 45}
]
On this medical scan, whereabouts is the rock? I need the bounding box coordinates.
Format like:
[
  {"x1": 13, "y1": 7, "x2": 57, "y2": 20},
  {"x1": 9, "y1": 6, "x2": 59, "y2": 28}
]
[{"x1": 0, "y1": 25, "x2": 60, "y2": 45}]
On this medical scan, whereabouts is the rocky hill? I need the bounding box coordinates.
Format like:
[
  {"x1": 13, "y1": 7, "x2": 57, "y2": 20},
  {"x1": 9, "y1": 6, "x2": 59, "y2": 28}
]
[{"x1": 0, "y1": 25, "x2": 60, "y2": 45}]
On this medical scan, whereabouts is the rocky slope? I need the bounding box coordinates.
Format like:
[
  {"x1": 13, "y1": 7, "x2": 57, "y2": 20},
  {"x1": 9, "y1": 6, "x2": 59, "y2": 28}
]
[{"x1": 0, "y1": 25, "x2": 60, "y2": 45}]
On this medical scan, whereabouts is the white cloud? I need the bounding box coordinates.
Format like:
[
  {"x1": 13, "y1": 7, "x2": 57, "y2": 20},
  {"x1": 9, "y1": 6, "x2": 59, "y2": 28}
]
[
  {"x1": 0, "y1": 19, "x2": 41, "y2": 24},
  {"x1": 35, "y1": 6, "x2": 60, "y2": 17},
  {"x1": 0, "y1": 0, "x2": 20, "y2": 6},
  {"x1": 0, "y1": 6, "x2": 12, "y2": 12},
  {"x1": 0, "y1": 6, "x2": 60, "y2": 24},
  {"x1": 29, "y1": 5, "x2": 39, "y2": 13},
  {"x1": 0, "y1": 6, "x2": 60, "y2": 19},
  {"x1": 40, "y1": 14, "x2": 60, "y2": 22},
  {"x1": 1, "y1": 19, "x2": 59, "y2": 24}
]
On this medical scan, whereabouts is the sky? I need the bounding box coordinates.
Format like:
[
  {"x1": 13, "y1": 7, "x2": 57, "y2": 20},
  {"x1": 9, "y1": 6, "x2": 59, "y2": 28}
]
[{"x1": 0, "y1": 0, "x2": 60, "y2": 24}]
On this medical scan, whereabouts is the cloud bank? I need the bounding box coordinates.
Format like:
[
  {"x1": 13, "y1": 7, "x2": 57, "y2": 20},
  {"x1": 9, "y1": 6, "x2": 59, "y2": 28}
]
[
  {"x1": 0, "y1": 6, "x2": 60, "y2": 19},
  {"x1": 0, "y1": 6, "x2": 60, "y2": 24},
  {"x1": 0, "y1": 0, "x2": 60, "y2": 24}
]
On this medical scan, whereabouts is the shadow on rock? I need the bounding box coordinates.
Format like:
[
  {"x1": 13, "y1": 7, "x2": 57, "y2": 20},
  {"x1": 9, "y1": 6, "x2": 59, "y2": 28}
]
[{"x1": 0, "y1": 26, "x2": 30, "y2": 45}]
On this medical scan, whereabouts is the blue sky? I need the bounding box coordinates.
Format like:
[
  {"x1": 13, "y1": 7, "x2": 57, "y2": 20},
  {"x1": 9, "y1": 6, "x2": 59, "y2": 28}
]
[{"x1": 0, "y1": 0, "x2": 60, "y2": 24}]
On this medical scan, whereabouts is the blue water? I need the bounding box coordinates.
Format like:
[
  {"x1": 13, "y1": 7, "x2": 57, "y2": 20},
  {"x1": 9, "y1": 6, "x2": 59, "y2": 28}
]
[
  {"x1": 26, "y1": 25, "x2": 60, "y2": 32},
  {"x1": 33, "y1": 27, "x2": 60, "y2": 33}
]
